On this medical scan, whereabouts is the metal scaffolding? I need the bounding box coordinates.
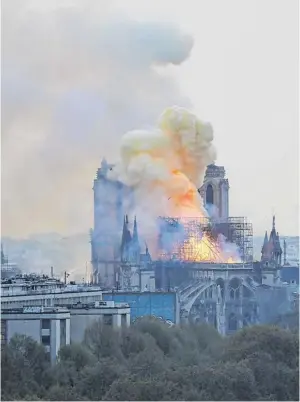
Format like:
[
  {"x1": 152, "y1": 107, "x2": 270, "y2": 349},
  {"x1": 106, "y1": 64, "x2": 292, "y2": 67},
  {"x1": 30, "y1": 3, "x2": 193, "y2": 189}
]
[
  {"x1": 157, "y1": 216, "x2": 253, "y2": 263},
  {"x1": 226, "y1": 217, "x2": 253, "y2": 263}
]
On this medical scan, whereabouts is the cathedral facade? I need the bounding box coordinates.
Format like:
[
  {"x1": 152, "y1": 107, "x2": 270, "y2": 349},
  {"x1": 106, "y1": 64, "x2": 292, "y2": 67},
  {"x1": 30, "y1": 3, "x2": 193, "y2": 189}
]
[{"x1": 91, "y1": 159, "x2": 253, "y2": 285}]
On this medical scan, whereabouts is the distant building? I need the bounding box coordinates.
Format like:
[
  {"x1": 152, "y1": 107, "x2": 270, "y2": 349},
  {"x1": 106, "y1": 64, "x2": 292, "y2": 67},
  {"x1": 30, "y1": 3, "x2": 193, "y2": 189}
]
[
  {"x1": 1, "y1": 244, "x2": 21, "y2": 279},
  {"x1": 1, "y1": 306, "x2": 70, "y2": 363},
  {"x1": 280, "y1": 238, "x2": 299, "y2": 284}
]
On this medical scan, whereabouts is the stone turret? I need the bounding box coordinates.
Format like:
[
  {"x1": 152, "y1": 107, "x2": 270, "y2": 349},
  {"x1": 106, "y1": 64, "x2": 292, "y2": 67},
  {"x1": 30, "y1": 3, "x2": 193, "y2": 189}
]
[
  {"x1": 261, "y1": 216, "x2": 282, "y2": 286},
  {"x1": 261, "y1": 216, "x2": 282, "y2": 267}
]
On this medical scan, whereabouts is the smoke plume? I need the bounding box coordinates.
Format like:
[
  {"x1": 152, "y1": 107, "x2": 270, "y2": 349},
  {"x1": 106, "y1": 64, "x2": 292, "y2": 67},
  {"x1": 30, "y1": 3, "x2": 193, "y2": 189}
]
[
  {"x1": 110, "y1": 106, "x2": 216, "y2": 219},
  {"x1": 2, "y1": 0, "x2": 193, "y2": 237},
  {"x1": 109, "y1": 106, "x2": 220, "y2": 256}
]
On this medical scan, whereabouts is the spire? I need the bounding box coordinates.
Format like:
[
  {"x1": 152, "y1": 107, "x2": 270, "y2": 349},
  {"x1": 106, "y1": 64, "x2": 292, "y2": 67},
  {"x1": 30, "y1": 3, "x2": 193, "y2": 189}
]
[
  {"x1": 269, "y1": 215, "x2": 277, "y2": 244},
  {"x1": 121, "y1": 215, "x2": 132, "y2": 260},
  {"x1": 131, "y1": 216, "x2": 140, "y2": 261},
  {"x1": 132, "y1": 216, "x2": 138, "y2": 242},
  {"x1": 262, "y1": 231, "x2": 268, "y2": 249},
  {"x1": 261, "y1": 231, "x2": 270, "y2": 261}
]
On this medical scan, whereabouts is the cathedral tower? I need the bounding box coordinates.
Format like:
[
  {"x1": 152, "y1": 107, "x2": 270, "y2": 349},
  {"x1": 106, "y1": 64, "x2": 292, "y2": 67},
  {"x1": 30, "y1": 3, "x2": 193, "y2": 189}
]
[
  {"x1": 91, "y1": 158, "x2": 133, "y2": 285},
  {"x1": 199, "y1": 163, "x2": 229, "y2": 219}
]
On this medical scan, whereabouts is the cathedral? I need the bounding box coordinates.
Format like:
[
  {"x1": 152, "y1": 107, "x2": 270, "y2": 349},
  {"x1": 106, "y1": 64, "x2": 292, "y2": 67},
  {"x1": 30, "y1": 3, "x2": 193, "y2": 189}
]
[
  {"x1": 90, "y1": 158, "x2": 297, "y2": 333},
  {"x1": 90, "y1": 159, "x2": 234, "y2": 286}
]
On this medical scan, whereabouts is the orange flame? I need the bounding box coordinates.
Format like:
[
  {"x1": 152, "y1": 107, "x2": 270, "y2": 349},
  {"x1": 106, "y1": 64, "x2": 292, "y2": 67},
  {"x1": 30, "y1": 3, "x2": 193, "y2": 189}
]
[{"x1": 178, "y1": 235, "x2": 240, "y2": 263}]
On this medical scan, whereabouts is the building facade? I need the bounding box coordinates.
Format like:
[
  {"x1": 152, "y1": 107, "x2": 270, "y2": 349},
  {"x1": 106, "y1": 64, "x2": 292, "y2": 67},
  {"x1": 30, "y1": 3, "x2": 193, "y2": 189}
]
[
  {"x1": 1, "y1": 307, "x2": 70, "y2": 363},
  {"x1": 1, "y1": 280, "x2": 105, "y2": 309},
  {"x1": 91, "y1": 160, "x2": 232, "y2": 286},
  {"x1": 91, "y1": 159, "x2": 134, "y2": 286},
  {"x1": 69, "y1": 301, "x2": 130, "y2": 343}
]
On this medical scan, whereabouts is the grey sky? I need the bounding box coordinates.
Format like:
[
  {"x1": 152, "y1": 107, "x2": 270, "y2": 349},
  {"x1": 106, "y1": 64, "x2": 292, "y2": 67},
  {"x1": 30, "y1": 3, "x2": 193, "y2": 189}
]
[{"x1": 1, "y1": 0, "x2": 299, "y2": 237}]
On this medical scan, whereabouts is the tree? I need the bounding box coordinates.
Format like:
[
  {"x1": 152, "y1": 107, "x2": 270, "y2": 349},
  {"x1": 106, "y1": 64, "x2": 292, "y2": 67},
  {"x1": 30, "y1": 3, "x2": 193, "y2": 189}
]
[
  {"x1": 133, "y1": 316, "x2": 178, "y2": 355},
  {"x1": 1, "y1": 334, "x2": 51, "y2": 400},
  {"x1": 119, "y1": 326, "x2": 156, "y2": 358},
  {"x1": 222, "y1": 325, "x2": 299, "y2": 369},
  {"x1": 2, "y1": 320, "x2": 298, "y2": 401},
  {"x1": 58, "y1": 343, "x2": 96, "y2": 371},
  {"x1": 83, "y1": 320, "x2": 123, "y2": 360},
  {"x1": 75, "y1": 358, "x2": 125, "y2": 400},
  {"x1": 103, "y1": 375, "x2": 176, "y2": 401}
]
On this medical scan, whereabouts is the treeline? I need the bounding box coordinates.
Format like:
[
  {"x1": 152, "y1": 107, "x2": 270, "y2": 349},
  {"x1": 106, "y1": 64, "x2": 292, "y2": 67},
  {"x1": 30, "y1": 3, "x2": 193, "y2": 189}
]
[{"x1": 1, "y1": 318, "x2": 299, "y2": 401}]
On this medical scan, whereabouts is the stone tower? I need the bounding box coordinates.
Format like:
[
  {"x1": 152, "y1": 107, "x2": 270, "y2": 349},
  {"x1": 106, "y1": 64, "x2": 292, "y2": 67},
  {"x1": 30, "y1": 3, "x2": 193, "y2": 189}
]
[
  {"x1": 199, "y1": 163, "x2": 229, "y2": 219},
  {"x1": 91, "y1": 158, "x2": 133, "y2": 286},
  {"x1": 260, "y1": 215, "x2": 282, "y2": 286}
]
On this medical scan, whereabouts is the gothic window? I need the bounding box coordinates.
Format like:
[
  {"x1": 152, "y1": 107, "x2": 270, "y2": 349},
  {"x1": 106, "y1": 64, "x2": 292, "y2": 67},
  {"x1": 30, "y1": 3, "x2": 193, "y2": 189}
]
[{"x1": 206, "y1": 184, "x2": 214, "y2": 205}]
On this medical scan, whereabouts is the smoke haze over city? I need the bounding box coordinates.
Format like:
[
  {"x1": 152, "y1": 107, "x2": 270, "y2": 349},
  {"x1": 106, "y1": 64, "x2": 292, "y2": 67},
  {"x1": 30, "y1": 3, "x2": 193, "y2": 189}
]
[{"x1": 1, "y1": 0, "x2": 299, "y2": 239}]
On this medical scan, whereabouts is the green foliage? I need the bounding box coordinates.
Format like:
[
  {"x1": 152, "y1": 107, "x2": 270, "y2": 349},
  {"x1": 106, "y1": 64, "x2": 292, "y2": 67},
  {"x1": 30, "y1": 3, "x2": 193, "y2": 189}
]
[
  {"x1": 1, "y1": 320, "x2": 299, "y2": 401},
  {"x1": 1, "y1": 334, "x2": 51, "y2": 400}
]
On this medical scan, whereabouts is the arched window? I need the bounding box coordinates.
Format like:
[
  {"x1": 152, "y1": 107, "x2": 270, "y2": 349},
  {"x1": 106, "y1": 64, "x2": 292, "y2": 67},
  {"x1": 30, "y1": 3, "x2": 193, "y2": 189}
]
[{"x1": 206, "y1": 184, "x2": 214, "y2": 205}]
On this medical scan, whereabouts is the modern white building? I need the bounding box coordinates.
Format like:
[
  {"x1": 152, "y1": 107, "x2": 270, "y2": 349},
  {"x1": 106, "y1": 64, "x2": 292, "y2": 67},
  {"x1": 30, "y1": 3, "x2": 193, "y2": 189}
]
[
  {"x1": 1, "y1": 275, "x2": 131, "y2": 362},
  {"x1": 1, "y1": 306, "x2": 70, "y2": 363},
  {"x1": 1, "y1": 301, "x2": 131, "y2": 362},
  {"x1": 69, "y1": 301, "x2": 130, "y2": 343}
]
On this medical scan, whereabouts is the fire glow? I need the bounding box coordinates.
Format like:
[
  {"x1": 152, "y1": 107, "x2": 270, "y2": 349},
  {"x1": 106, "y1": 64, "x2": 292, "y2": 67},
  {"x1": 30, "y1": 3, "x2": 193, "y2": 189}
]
[{"x1": 179, "y1": 234, "x2": 240, "y2": 263}]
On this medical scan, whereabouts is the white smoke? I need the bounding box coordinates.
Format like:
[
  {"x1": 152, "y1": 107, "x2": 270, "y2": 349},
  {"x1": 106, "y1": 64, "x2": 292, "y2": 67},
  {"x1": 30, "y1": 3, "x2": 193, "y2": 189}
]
[{"x1": 2, "y1": 0, "x2": 193, "y2": 237}]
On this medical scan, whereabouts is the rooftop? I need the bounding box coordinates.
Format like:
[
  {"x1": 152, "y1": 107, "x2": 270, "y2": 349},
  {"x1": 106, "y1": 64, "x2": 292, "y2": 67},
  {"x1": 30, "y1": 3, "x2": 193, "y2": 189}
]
[{"x1": 2, "y1": 306, "x2": 69, "y2": 315}]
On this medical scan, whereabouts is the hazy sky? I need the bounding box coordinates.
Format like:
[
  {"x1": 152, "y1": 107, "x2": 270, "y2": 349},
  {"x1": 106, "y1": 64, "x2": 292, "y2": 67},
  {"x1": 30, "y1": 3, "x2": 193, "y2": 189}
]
[{"x1": 1, "y1": 0, "x2": 299, "y2": 237}]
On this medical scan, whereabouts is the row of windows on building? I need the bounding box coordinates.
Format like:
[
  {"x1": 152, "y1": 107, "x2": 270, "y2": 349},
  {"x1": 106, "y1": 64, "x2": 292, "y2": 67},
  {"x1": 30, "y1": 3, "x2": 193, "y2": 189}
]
[{"x1": 1, "y1": 294, "x2": 103, "y2": 308}]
